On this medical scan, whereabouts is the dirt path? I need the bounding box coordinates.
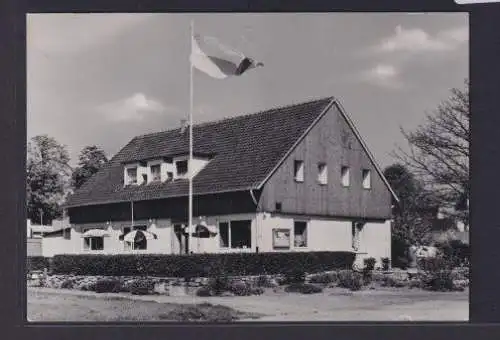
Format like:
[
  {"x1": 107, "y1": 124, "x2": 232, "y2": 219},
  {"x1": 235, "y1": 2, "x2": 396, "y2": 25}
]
[{"x1": 27, "y1": 287, "x2": 469, "y2": 322}]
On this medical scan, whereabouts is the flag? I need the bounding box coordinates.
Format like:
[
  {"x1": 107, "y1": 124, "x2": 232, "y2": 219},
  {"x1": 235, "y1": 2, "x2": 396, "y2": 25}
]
[{"x1": 190, "y1": 34, "x2": 263, "y2": 79}]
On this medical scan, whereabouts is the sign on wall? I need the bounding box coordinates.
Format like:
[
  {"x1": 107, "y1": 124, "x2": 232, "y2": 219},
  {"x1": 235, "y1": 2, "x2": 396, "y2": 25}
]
[{"x1": 272, "y1": 228, "x2": 290, "y2": 249}]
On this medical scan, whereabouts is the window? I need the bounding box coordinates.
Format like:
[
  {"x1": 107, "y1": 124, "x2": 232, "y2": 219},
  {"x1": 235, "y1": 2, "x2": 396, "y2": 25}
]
[
  {"x1": 151, "y1": 164, "x2": 161, "y2": 182},
  {"x1": 317, "y1": 163, "x2": 327, "y2": 185},
  {"x1": 341, "y1": 166, "x2": 350, "y2": 187},
  {"x1": 294, "y1": 221, "x2": 308, "y2": 247},
  {"x1": 275, "y1": 202, "x2": 282, "y2": 212},
  {"x1": 142, "y1": 174, "x2": 148, "y2": 183},
  {"x1": 362, "y1": 169, "x2": 371, "y2": 189},
  {"x1": 167, "y1": 172, "x2": 174, "y2": 181},
  {"x1": 123, "y1": 226, "x2": 131, "y2": 235},
  {"x1": 84, "y1": 237, "x2": 104, "y2": 251},
  {"x1": 219, "y1": 220, "x2": 252, "y2": 249},
  {"x1": 219, "y1": 222, "x2": 229, "y2": 248},
  {"x1": 176, "y1": 160, "x2": 188, "y2": 177},
  {"x1": 127, "y1": 168, "x2": 137, "y2": 185},
  {"x1": 294, "y1": 160, "x2": 304, "y2": 182}
]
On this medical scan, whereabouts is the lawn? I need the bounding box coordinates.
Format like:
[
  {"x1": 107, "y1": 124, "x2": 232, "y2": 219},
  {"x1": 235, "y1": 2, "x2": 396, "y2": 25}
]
[
  {"x1": 27, "y1": 289, "x2": 260, "y2": 322},
  {"x1": 27, "y1": 286, "x2": 469, "y2": 322}
]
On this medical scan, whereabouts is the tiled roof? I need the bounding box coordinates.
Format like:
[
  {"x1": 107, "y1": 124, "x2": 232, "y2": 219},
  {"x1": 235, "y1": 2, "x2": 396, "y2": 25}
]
[{"x1": 64, "y1": 97, "x2": 335, "y2": 208}]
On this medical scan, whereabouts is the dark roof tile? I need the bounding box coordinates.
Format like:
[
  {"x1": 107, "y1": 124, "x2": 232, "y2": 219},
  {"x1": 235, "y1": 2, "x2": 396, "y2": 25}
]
[{"x1": 65, "y1": 97, "x2": 334, "y2": 207}]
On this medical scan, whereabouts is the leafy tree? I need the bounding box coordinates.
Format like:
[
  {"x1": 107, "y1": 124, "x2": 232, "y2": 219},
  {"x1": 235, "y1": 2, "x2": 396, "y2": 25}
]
[
  {"x1": 384, "y1": 163, "x2": 436, "y2": 267},
  {"x1": 396, "y1": 79, "x2": 469, "y2": 227},
  {"x1": 27, "y1": 135, "x2": 72, "y2": 224},
  {"x1": 71, "y1": 145, "x2": 108, "y2": 190}
]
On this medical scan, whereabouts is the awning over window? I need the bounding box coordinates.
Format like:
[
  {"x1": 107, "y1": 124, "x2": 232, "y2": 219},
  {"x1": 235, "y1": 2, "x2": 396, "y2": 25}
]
[
  {"x1": 81, "y1": 229, "x2": 110, "y2": 238},
  {"x1": 191, "y1": 222, "x2": 218, "y2": 238}
]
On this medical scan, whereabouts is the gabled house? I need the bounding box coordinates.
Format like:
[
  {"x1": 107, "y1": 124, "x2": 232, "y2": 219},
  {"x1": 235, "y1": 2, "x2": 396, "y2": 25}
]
[{"x1": 50, "y1": 97, "x2": 398, "y2": 267}]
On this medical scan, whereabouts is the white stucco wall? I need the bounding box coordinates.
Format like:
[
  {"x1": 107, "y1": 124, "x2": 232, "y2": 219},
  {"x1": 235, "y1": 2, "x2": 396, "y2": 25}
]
[
  {"x1": 255, "y1": 213, "x2": 353, "y2": 253},
  {"x1": 45, "y1": 213, "x2": 391, "y2": 264},
  {"x1": 355, "y1": 220, "x2": 392, "y2": 268}
]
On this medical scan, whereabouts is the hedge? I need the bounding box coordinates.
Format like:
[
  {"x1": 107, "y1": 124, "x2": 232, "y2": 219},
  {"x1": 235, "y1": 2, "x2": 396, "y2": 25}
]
[
  {"x1": 26, "y1": 256, "x2": 51, "y2": 273},
  {"x1": 50, "y1": 251, "x2": 355, "y2": 278}
]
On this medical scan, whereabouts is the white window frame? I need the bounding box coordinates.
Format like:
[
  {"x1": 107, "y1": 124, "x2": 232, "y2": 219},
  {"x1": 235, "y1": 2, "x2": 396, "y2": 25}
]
[
  {"x1": 362, "y1": 169, "x2": 371, "y2": 189},
  {"x1": 317, "y1": 162, "x2": 327, "y2": 185},
  {"x1": 83, "y1": 236, "x2": 104, "y2": 251},
  {"x1": 175, "y1": 159, "x2": 189, "y2": 179},
  {"x1": 294, "y1": 160, "x2": 305, "y2": 182},
  {"x1": 124, "y1": 165, "x2": 139, "y2": 186},
  {"x1": 341, "y1": 166, "x2": 350, "y2": 187},
  {"x1": 147, "y1": 160, "x2": 163, "y2": 183},
  {"x1": 293, "y1": 220, "x2": 309, "y2": 248},
  {"x1": 218, "y1": 220, "x2": 252, "y2": 249}
]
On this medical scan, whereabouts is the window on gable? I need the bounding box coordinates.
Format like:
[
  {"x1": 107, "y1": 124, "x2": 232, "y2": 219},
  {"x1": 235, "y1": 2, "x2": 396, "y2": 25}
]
[
  {"x1": 176, "y1": 160, "x2": 188, "y2": 177},
  {"x1": 341, "y1": 166, "x2": 350, "y2": 187},
  {"x1": 317, "y1": 163, "x2": 327, "y2": 185},
  {"x1": 127, "y1": 168, "x2": 137, "y2": 185},
  {"x1": 294, "y1": 221, "x2": 308, "y2": 247},
  {"x1": 167, "y1": 172, "x2": 174, "y2": 181},
  {"x1": 362, "y1": 169, "x2": 371, "y2": 189},
  {"x1": 294, "y1": 160, "x2": 304, "y2": 182},
  {"x1": 151, "y1": 164, "x2": 161, "y2": 182}
]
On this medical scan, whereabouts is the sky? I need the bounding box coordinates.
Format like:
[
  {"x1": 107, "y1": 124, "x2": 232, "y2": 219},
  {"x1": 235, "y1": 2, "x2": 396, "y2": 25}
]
[{"x1": 27, "y1": 13, "x2": 468, "y2": 168}]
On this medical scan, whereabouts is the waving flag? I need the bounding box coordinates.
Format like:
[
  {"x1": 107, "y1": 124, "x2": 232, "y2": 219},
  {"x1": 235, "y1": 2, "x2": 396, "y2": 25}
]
[{"x1": 190, "y1": 34, "x2": 263, "y2": 79}]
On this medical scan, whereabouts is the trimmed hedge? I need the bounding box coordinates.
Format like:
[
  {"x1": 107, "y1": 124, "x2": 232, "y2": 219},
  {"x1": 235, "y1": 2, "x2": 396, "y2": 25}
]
[
  {"x1": 50, "y1": 251, "x2": 355, "y2": 278},
  {"x1": 27, "y1": 256, "x2": 51, "y2": 273}
]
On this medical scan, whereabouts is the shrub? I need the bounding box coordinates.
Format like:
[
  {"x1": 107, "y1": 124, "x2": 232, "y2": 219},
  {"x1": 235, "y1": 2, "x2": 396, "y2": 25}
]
[
  {"x1": 50, "y1": 251, "x2": 355, "y2": 277},
  {"x1": 435, "y1": 239, "x2": 470, "y2": 266},
  {"x1": 196, "y1": 286, "x2": 215, "y2": 297},
  {"x1": 27, "y1": 256, "x2": 50, "y2": 274},
  {"x1": 309, "y1": 272, "x2": 338, "y2": 285},
  {"x1": 255, "y1": 275, "x2": 276, "y2": 288},
  {"x1": 364, "y1": 257, "x2": 376, "y2": 271},
  {"x1": 381, "y1": 257, "x2": 391, "y2": 271},
  {"x1": 94, "y1": 278, "x2": 122, "y2": 293},
  {"x1": 60, "y1": 278, "x2": 75, "y2": 289},
  {"x1": 284, "y1": 269, "x2": 306, "y2": 284},
  {"x1": 421, "y1": 270, "x2": 455, "y2": 291},
  {"x1": 228, "y1": 280, "x2": 251, "y2": 296},
  {"x1": 285, "y1": 283, "x2": 323, "y2": 294},
  {"x1": 382, "y1": 275, "x2": 407, "y2": 288},
  {"x1": 337, "y1": 270, "x2": 364, "y2": 291},
  {"x1": 129, "y1": 278, "x2": 155, "y2": 295}
]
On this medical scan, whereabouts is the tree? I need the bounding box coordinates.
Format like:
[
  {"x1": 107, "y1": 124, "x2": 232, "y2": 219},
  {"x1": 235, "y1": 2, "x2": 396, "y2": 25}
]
[
  {"x1": 27, "y1": 135, "x2": 72, "y2": 224},
  {"x1": 396, "y1": 79, "x2": 469, "y2": 227},
  {"x1": 384, "y1": 164, "x2": 437, "y2": 267},
  {"x1": 71, "y1": 145, "x2": 108, "y2": 190}
]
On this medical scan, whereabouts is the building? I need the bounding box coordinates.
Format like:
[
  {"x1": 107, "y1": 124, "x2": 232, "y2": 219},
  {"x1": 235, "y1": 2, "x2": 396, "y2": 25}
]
[{"x1": 46, "y1": 97, "x2": 398, "y2": 267}]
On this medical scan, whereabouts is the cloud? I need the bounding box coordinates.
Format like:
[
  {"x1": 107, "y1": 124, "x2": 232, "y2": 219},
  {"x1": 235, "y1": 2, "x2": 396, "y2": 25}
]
[
  {"x1": 359, "y1": 64, "x2": 404, "y2": 89},
  {"x1": 375, "y1": 25, "x2": 468, "y2": 54},
  {"x1": 97, "y1": 93, "x2": 174, "y2": 122}
]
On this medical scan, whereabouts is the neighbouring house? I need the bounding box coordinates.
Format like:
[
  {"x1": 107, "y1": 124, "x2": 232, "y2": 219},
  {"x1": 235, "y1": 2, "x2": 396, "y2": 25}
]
[
  {"x1": 48, "y1": 97, "x2": 398, "y2": 268},
  {"x1": 27, "y1": 218, "x2": 69, "y2": 256}
]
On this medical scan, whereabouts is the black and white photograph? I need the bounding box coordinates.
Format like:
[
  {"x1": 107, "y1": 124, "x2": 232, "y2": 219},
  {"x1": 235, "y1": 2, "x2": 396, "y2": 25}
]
[{"x1": 26, "y1": 12, "x2": 469, "y2": 322}]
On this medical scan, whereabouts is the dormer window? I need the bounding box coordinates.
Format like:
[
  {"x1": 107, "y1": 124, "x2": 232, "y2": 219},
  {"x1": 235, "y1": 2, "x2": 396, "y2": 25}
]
[
  {"x1": 150, "y1": 164, "x2": 161, "y2": 182},
  {"x1": 126, "y1": 168, "x2": 137, "y2": 185},
  {"x1": 176, "y1": 160, "x2": 188, "y2": 177}
]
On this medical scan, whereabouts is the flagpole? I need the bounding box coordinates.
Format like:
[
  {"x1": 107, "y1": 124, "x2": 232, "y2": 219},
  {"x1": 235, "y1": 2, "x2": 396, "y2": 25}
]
[{"x1": 187, "y1": 19, "x2": 194, "y2": 254}]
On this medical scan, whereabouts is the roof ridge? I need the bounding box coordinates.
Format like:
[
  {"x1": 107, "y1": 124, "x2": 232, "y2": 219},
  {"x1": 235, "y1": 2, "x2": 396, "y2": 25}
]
[{"x1": 134, "y1": 95, "x2": 335, "y2": 139}]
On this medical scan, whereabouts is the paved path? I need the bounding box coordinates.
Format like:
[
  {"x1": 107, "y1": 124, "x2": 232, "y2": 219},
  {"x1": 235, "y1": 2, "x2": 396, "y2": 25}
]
[{"x1": 27, "y1": 287, "x2": 469, "y2": 322}]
